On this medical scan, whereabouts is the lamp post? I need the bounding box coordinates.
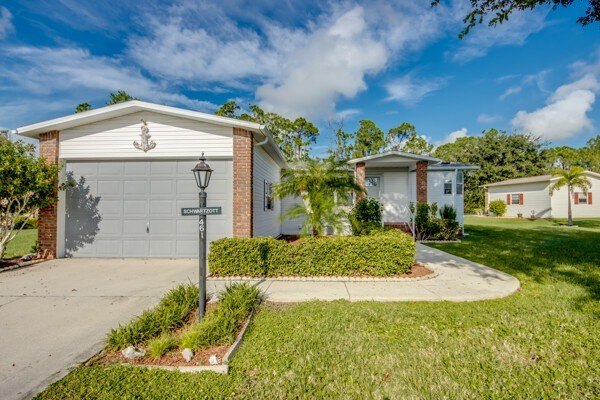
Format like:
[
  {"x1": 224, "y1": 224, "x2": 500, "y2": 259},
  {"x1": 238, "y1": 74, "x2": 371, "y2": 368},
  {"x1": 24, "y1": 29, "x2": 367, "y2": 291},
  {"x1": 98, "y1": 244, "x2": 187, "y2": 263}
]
[{"x1": 191, "y1": 152, "x2": 213, "y2": 320}]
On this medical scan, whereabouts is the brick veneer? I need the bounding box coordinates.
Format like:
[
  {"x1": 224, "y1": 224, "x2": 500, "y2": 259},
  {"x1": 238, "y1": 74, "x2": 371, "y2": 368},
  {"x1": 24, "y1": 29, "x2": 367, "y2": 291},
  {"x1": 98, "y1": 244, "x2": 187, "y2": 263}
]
[
  {"x1": 355, "y1": 162, "x2": 366, "y2": 200},
  {"x1": 416, "y1": 161, "x2": 428, "y2": 203},
  {"x1": 38, "y1": 131, "x2": 60, "y2": 259},
  {"x1": 233, "y1": 128, "x2": 253, "y2": 237}
]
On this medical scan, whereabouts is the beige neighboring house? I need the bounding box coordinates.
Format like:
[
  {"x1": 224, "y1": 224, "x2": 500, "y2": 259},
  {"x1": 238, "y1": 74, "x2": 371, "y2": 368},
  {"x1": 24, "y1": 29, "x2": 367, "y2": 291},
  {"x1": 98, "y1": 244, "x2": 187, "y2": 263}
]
[{"x1": 483, "y1": 171, "x2": 600, "y2": 218}]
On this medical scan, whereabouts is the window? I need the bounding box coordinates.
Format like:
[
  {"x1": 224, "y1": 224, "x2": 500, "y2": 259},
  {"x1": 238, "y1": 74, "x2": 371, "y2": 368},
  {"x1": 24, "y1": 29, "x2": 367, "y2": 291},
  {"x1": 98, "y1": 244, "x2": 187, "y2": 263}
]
[
  {"x1": 511, "y1": 194, "x2": 521, "y2": 205},
  {"x1": 365, "y1": 176, "x2": 381, "y2": 199},
  {"x1": 444, "y1": 173, "x2": 453, "y2": 195},
  {"x1": 264, "y1": 180, "x2": 274, "y2": 211},
  {"x1": 576, "y1": 192, "x2": 588, "y2": 204},
  {"x1": 456, "y1": 171, "x2": 464, "y2": 195}
]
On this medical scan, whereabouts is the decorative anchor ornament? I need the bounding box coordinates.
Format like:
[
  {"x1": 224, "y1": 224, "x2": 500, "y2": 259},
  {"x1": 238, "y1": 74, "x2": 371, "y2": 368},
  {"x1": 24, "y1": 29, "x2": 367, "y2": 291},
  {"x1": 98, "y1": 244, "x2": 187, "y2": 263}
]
[{"x1": 133, "y1": 119, "x2": 156, "y2": 152}]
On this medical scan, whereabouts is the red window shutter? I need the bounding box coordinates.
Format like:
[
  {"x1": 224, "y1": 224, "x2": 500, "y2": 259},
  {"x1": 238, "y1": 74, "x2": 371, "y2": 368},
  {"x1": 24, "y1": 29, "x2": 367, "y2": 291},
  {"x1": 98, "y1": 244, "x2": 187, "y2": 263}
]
[
  {"x1": 506, "y1": 194, "x2": 510, "y2": 204},
  {"x1": 588, "y1": 192, "x2": 592, "y2": 205},
  {"x1": 519, "y1": 194, "x2": 524, "y2": 205},
  {"x1": 574, "y1": 192, "x2": 579, "y2": 205}
]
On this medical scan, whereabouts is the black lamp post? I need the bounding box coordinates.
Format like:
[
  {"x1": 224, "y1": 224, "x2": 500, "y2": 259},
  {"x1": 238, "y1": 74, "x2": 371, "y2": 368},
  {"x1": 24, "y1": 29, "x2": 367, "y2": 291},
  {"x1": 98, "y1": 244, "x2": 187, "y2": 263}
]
[{"x1": 192, "y1": 152, "x2": 213, "y2": 319}]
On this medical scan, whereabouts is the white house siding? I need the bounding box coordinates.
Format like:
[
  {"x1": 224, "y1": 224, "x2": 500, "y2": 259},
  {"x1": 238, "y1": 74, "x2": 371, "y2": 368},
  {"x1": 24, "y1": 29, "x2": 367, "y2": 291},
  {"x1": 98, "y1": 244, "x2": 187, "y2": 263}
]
[
  {"x1": 428, "y1": 170, "x2": 465, "y2": 225},
  {"x1": 280, "y1": 196, "x2": 305, "y2": 235},
  {"x1": 487, "y1": 182, "x2": 552, "y2": 218},
  {"x1": 253, "y1": 145, "x2": 281, "y2": 237},
  {"x1": 59, "y1": 111, "x2": 233, "y2": 160},
  {"x1": 550, "y1": 175, "x2": 599, "y2": 218}
]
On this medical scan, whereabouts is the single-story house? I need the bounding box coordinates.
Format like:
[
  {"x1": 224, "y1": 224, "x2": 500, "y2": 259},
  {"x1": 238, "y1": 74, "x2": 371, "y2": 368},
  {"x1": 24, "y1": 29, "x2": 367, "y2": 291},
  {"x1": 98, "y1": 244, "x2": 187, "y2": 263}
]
[
  {"x1": 14, "y1": 101, "x2": 476, "y2": 259},
  {"x1": 483, "y1": 171, "x2": 599, "y2": 218},
  {"x1": 347, "y1": 152, "x2": 478, "y2": 228}
]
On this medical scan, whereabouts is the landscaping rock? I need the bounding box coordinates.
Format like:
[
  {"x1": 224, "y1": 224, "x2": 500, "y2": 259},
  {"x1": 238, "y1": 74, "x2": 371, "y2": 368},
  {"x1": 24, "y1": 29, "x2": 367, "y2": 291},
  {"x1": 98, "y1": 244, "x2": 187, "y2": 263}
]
[
  {"x1": 182, "y1": 348, "x2": 194, "y2": 362},
  {"x1": 209, "y1": 355, "x2": 219, "y2": 365},
  {"x1": 20, "y1": 253, "x2": 35, "y2": 261},
  {"x1": 122, "y1": 346, "x2": 145, "y2": 359}
]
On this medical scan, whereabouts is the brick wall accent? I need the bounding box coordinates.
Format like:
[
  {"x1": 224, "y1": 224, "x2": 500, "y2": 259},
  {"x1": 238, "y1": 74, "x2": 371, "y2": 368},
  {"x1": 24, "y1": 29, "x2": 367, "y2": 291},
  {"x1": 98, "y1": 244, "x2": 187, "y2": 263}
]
[
  {"x1": 233, "y1": 128, "x2": 253, "y2": 237},
  {"x1": 355, "y1": 162, "x2": 366, "y2": 201},
  {"x1": 38, "y1": 131, "x2": 60, "y2": 259},
  {"x1": 416, "y1": 161, "x2": 428, "y2": 203}
]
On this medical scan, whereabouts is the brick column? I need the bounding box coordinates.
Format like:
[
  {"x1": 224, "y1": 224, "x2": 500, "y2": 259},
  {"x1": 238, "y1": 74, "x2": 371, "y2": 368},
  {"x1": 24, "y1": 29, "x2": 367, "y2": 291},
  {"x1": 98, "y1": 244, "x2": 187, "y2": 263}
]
[
  {"x1": 416, "y1": 161, "x2": 428, "y2": 203},
  {"x1": 38, "y1": 131, "x2": 60, "y2": 259},
  {"x1": 233, "y1": 128, "x2": 253, "y2": 237},
  {"x1": 355, "y1": 162, "x2": 366, "y2": 201}
]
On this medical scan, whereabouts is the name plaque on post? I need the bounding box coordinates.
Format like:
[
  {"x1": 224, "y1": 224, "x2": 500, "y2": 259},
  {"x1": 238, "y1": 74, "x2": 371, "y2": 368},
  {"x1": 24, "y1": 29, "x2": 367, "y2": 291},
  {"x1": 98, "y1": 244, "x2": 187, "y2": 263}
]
[{"x1": 181, "y1": 207, "x2": 222, "y2": 216}]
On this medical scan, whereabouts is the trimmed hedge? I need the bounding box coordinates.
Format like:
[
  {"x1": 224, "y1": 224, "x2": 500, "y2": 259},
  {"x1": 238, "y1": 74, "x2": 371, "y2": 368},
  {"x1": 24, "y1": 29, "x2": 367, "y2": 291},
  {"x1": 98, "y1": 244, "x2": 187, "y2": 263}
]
[{"x1": 209, "y1": 231, "x2": 415, "y2": 277}]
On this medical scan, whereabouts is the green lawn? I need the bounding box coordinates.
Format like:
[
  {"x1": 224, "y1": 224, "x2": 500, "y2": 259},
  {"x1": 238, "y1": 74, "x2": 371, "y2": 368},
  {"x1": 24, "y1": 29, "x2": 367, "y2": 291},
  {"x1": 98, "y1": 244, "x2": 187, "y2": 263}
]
[
  {"x1": 37, "y1": 217, "x2": 600, "y2": 399},
  {"x1": 3, "y1": 229, "x2": 36, "y2": 259}
]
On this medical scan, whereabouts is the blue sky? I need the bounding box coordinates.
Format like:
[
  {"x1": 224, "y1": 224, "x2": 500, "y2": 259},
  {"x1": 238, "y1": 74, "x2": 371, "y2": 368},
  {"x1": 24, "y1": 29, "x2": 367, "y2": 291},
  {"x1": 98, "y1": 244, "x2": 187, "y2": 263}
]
[{"x1": 1, "y1": 1, "x2": 599, "y2": 155}]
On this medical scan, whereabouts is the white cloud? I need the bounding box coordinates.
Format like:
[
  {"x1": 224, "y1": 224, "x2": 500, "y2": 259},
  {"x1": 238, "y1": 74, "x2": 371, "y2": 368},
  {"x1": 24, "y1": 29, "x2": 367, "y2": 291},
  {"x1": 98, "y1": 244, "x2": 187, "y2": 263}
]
[
  {"x1": 436, "y1": 128, "x2": 468, "y2": 146},
  {"x1": 0, "y1": 7, "x2": 14, "y2": 39},
  {"x1": 511, "y1": 74, "x2": 598, "y2": 140},
  {"x1": 477, "y1": 113, "x2": 502, "y2": 124},
  {"x1": 452, "y1": 9, "x2": 548, "y2": 63},
  {"x1": 0, "y1": 46, "x2": 216, "y2": 111},
  {"x1": 257, "y1": 7, "x2": 387, "y2": 119},
  {"x1": 499, "y1": 69, "x2": 550, "y2": 100},
  {"x1": 334, "y1": 108, "x2": 361, "y2": 120},
  {"x1": 385, "y1": 74, "x2": 447, "y2": 105}
]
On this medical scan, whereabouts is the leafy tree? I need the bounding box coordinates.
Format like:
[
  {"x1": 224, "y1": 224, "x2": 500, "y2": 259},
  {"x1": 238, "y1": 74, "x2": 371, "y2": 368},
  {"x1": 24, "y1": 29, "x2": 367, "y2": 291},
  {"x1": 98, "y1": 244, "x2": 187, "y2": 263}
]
[
  {"x1": 327, "y1": 121, "x2": 354, "y2": 162},
  {"x1": 353, "y1": 120, "x2": 386, "y2": 158},
  {"x1": 273, "y1": 158, "x2": 362, "y2": 236},
  {"x1": 542, "y1": 146, "x2": 583, "y2": 170},
  {"x1": 107, "y1": 91, "x2": 138, "y2": 105},
  {"x1": 0, "y1": 138, "x2": 63, "y2": 258},
  {"x1": 75, "y1": 102, "x2": 92, "y2": 113},
  {"x1": 434, "y1": 129, "x2": 546, "y2": 212},
  {"x1": 214, "y1": 100, "x2": 240, "y2": 118},
  {"x1": 214, "y1": 101, "x2": 319, "y2": 161},
  {"x1": 386, "y1": 122, "x2": 418, "y2": 150},
  {"x1": 581, "y1": 135, "x2": 600, "y2": 172},
  {"x1": 432, "y1": 0, "x2": 599, "y2": 38},
  {"x1": 401, "y1": 132, "x2": 433, "y2": 155},
  {"x1": 550, "y1": 167, "x2": 591, "y2": 226}
]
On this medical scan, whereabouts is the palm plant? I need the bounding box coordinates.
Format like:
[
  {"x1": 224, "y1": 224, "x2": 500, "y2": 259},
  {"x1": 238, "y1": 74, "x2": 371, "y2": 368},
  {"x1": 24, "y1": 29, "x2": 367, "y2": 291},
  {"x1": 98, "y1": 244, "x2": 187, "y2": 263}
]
[
  {"x1": 550, "y1": 167, "x2": 591, "y2": 226},
  {"x1": 273, "y1": 158, "x2": 363, "y2": 236}
]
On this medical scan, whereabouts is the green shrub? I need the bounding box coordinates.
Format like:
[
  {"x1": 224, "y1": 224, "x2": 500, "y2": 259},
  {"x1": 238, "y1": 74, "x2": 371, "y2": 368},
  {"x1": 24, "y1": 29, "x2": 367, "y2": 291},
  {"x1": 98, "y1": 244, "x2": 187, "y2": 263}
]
[
  {"x1": 106, "y1": 284, "x2": 198, "y2": 350},
  {"x1": 439, "y1": 204, "x2": 457, "y2": 221},
  {"x1": 349, "y1": 198, "x2": 383, "y2": 235},
  {"x1": 14, "y1": 215, "x2": 38, "y2": 229},
  {"x1": 180, "y1": 283, "x2": 260, "y2": 350},
  {"x1": 146, "y1": 333, "x2": 178, "y2": 358},
  {"x1": 489, "y1": 200, "x2": 507, "y2": 216},
  {"x1": 208, "y1": 237, "x2": 276, "y2": 276},
  {"x1": 209, "y1": 230, "x2": 415, "y2": 277},
  {"x1": 410, "y1": 202, "x2": 460, "y2": 241}
]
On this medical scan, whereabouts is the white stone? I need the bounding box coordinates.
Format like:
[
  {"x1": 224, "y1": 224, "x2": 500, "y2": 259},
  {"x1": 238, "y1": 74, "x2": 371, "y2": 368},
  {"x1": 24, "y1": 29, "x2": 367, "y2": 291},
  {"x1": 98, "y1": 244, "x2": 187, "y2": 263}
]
[
  {"x1": 121, "y1": 346, "x2": 145, "y2": 359},
  {"x1": 209, "y1": 355, "x2": 219, "y2": 365},
  {"x1": 181, "y1": 348, "x2": 194, "y2": 362}
]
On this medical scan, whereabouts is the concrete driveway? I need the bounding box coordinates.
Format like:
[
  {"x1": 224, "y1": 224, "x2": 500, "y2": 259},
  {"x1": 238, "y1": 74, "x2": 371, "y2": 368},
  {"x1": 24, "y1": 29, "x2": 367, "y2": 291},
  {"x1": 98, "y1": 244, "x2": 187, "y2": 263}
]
[{"x1": 0, "y1": 259, "x2": 198, "y2": 400}]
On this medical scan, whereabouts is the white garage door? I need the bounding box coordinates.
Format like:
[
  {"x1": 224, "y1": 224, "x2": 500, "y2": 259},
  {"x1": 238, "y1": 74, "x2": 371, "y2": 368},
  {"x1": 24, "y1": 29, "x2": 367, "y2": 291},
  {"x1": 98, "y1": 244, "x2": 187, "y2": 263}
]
[{"x1": 64, "y1": 160, "x2": 233, "y2": 258}]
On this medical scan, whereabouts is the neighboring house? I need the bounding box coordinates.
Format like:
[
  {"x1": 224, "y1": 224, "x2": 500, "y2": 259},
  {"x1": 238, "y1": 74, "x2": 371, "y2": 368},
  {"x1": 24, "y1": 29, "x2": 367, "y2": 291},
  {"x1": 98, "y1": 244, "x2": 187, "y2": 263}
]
[
  {"x1": 347, "y1": 152, "x2": 478, "y2": 227},
  {"x1": 14, "y1": 101, "x2": 286, "y2": 258},
  {"x1": 483, "y1": 171, "x2": 599, "y2": 218}
]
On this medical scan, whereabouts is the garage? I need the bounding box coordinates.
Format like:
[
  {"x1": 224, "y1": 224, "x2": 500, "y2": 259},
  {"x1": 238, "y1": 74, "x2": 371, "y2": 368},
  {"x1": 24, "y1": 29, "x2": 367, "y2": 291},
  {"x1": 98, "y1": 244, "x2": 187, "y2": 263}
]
[{"x1": 64, "y1": 160, "x2": 233, "y2": 258}]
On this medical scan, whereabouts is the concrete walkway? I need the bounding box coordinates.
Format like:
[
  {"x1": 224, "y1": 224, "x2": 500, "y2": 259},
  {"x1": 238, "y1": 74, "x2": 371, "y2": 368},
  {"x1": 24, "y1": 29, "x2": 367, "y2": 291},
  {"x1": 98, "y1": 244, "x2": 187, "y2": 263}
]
[
  {"x1": 208, "y1": 244, "x2": 520, "y2": 302},
  {"x1": 0, "y1": 244, "x2": 518, "y2": 400}
]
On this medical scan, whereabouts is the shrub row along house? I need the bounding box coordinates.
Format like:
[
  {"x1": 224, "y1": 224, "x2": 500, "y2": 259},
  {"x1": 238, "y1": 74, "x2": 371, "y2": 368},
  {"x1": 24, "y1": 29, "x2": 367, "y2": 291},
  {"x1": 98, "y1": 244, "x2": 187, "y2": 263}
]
[
  {"x1": 14, "y1": 101, "x2": 475, "y2": 259},
  {"x1": 483, "y1": 171, "x2": 599, "y2": 218}
]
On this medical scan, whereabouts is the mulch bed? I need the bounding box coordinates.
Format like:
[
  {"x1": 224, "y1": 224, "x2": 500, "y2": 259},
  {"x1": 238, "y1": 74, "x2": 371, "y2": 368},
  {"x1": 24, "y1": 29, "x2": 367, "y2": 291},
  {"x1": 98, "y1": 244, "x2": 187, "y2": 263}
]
[
  {"x1": 404, "y1": 262, "x2": 433, "y2": 278},
  {"x1": 97, "y1": 344, "x2": 230, "y2": 367},
  {"x1": 0, "y1": 257, "x2": 45, "y2": 272}
]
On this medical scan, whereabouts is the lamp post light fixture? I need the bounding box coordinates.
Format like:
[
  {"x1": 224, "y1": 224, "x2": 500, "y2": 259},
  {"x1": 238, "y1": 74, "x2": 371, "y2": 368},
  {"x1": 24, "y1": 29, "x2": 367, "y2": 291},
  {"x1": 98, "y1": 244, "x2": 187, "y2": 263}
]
[{"x1": 192, "y1": 152, "x2": 213, "y2": 320}]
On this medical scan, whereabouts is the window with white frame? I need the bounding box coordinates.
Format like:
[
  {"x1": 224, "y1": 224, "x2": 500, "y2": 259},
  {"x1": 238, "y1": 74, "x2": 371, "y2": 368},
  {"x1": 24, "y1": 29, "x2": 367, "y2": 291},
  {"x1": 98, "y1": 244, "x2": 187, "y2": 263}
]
[
  {"x1": 444, "y1": 173, "x2": 453, "y2": 195},
  {"x1": 264, "y1": 180, "x2": 274, "y2": 211},
  {"x1": 456, "y1": 170, "x2": 464, "y2": 195},
  {"x1": 511, "y1": 194, "x2": 521, "y2": 205},
  {"x1": 365, "y1": 176, "x2": 381, "y2": 198},
  {"x1": 576, "y1": 192, "x2": 588, "y2": 204}
]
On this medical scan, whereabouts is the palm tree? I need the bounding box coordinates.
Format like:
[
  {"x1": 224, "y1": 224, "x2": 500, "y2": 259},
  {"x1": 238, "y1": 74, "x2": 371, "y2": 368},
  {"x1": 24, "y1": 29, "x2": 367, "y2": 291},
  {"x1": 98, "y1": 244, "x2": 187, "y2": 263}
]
[
  {"x1": 273, "y1": 158, "x2": 363, "y2": 236},
  {"x1": 550, "y1": 167, "x2": 591, "y2": 226}
]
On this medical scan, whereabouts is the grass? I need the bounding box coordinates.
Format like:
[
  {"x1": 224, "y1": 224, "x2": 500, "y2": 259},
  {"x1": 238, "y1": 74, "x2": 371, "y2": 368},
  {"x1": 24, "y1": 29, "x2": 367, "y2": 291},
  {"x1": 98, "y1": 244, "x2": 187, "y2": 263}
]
[
  {"x1": 3, "y1": 228, "x2": 36, "y2": 259},
  {"x1": 37, "y1": 217, "x2": 600, "y2": 399},
  {"x1": 106, "y1": 284, "x2": 198, "y2": 350}
]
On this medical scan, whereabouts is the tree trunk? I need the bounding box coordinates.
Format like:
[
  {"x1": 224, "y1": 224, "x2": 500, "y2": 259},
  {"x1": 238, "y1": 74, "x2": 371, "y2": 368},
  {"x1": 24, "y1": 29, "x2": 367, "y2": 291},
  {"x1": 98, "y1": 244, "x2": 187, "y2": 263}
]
[{"x1": 567, "y1": 186, "x2": 573, "y2": 226}]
